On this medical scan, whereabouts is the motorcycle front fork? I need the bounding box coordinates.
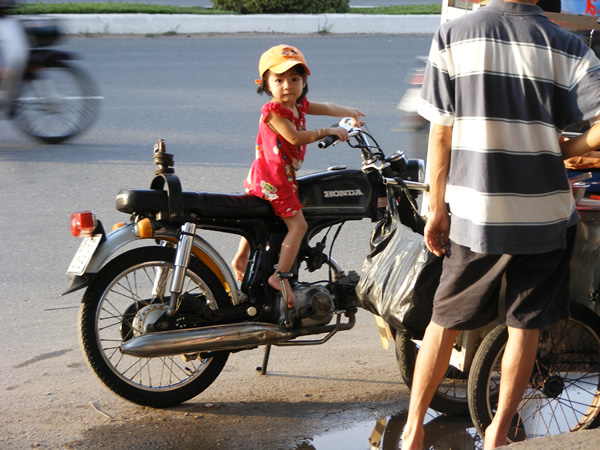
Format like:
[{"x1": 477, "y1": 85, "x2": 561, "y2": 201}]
[{"x1": 165, "y1": 222, "x2": 197, "y2": 317}]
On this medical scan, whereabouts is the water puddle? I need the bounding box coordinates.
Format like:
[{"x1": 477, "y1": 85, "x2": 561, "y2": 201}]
[{"x1": 298, "y1": 409, "x2": 482, "y2": 449}]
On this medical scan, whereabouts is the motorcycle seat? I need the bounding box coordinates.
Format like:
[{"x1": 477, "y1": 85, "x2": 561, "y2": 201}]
[{"x1": 115, "y1": 189, "x2": 275, "y2": 219}]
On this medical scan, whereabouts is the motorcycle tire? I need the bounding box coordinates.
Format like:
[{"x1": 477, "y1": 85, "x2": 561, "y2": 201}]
[
  {"x1": 79, "y1": 246, "x2": 231, "y2": 408},
  {"x1": 395, "y1": 333, "x2": 469, "y2": 415},
  {"x1": 13, "y1": 60, "x2": 100, "y2": 144},
  {"x1": 467, "y1": 303, "x2": 600, "y2": 442}
]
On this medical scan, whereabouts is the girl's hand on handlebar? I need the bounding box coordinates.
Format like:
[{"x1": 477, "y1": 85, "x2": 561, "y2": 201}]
[{"x1": 324, "y1": 126, "x2": 350, "y2": 142}]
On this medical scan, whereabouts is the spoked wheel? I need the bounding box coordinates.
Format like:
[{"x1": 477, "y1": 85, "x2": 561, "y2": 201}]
[
  {"x1": 13, "y1": 60, "x2": 100, "y2": 144},
  {"x1": 468, "y1": 303, "x2": 600, "y2": 442},
  {"x1": 395, "y1": 332, "x2": 469, "y2": 415},
  {"x1": 79, "y1": 246, "x2": 231, "y2": 408}
]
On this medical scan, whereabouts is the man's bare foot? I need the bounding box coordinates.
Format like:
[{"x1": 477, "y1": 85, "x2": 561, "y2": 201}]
[
  {"x1": 268, "y1": 273, "x2": 294, "y2": 307},
  {"x1": 401, "y1": 423, "x2": 424, "y2": 450},
  {"x1": 231, "y1": 257, "x2": 247, "y2": 282},
  {"x1": 483, "y1": 422, "x2": 508, "y2": 450}
]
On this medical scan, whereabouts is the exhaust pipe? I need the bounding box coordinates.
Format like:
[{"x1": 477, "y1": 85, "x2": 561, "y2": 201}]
[{"x1": 120, "y1": 322, "x2": 294, "y2": 357}]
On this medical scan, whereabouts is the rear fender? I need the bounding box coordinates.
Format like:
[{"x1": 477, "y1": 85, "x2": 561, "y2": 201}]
[{"x1": 63, "y1": 223, "x2": 239, "y2": 303}]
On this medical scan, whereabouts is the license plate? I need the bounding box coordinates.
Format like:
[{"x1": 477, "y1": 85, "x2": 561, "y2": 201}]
[{"x1": 66, "y1": 235, "x2": 102, "y2": 276}]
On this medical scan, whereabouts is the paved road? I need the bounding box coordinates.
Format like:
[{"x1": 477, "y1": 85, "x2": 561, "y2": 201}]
[{"x1": 0, "y1": 34, "x2": 441, "y2": 449}]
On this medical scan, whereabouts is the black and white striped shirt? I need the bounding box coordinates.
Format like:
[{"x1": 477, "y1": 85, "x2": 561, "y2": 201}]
[{"x1": 418, "y1": 0, "x2": 600, "y2": 254}]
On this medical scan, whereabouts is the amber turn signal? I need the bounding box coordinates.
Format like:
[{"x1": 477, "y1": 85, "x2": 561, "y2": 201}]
[
  {"x1": 112, "y1": 222, "x2": 126, "y2": 231},
  {"x1": 136, "y1": 218, "x2": 154, "y2": 238}
]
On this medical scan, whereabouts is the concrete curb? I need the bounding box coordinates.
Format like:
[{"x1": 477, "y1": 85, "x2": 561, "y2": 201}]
[{"x1": 49, "y1": 13, "x2": 441, "y2": 35}]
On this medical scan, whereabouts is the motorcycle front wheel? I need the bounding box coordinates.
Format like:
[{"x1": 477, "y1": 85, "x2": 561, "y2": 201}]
[
  {"x1": 79, "y1": 246, "x2": 231, "y2": 408},
  {"x1": 13, "y1": 60, "x2": 100, "y2": 144},
  {"x1": 467, "y1": 303, "x2": 600, "y2": 442}
]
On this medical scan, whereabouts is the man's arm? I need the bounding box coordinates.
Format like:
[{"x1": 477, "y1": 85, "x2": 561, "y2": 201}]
[
  {"x1": 561, "y1": 121, "x2": 600, "y2": 159},
  {"x1": 424, "y1": 123, "x2": 453, "y2": 256}
]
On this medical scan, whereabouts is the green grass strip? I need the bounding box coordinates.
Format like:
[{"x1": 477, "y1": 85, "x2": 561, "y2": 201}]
[
  {"x1": 11, "y1": 3, "x2": 441, "y2": 15},
  {"x1": 352, "y1": 5, "x2": 442, "y2": 15}
]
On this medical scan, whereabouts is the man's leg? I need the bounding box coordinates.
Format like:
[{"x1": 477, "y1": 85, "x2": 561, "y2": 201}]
[
  {"x1": 401, "y1": 322, "x2": 460, "y2": 450},
  {"x1": 484, "y1": 327, "x2": 539, "y2": 449}
]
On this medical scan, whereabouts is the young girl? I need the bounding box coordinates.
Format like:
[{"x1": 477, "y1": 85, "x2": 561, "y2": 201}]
[{"x1": 232, "y1": 44, "x2": 365, "y2": 307}]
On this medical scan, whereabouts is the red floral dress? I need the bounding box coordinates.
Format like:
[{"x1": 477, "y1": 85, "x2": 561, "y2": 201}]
[{"x1": 244, "y1": 98, "x2": 309, "y2": 217}]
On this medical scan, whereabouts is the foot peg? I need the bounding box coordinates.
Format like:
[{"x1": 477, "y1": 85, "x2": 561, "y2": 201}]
[{"x1": 277, "y1": 271, "x2": 294, "y2": 329}]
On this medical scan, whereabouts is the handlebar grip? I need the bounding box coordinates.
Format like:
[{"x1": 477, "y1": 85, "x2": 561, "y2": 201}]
[{"x1": 317, "y1": 134, "x2": 339, "y2": 149}]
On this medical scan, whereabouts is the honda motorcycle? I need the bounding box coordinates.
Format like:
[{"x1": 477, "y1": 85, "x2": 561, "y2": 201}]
[
  {"x1": 64, "y1": 119, "x2": 428, "y2": 408},
  {"x1": 0, "y1": 10, "x2": 100, "y2": 143}
]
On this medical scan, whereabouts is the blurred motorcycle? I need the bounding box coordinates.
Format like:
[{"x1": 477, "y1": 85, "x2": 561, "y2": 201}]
[
  {"x1": 0, "y1": 8, "x2": 101, "y2": 143},
  {"x1": 396, "y1": 56, "x2": 429, "y2": 162}
]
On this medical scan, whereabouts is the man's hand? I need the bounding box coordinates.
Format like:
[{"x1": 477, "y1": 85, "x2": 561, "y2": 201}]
[{"x1": 424, "y1": 207, "x2": 450, "y2": 257}]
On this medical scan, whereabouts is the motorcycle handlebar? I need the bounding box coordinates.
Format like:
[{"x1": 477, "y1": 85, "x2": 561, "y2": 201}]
[
  {"x1": 317, "y1": 117, "x2": 360, "y2": 149},
  {"x1": 317, "y1": 134, "x2": 339, "y2": 149}
]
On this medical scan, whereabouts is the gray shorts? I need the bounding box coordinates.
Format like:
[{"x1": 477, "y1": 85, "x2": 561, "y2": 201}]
[{"x1": 431, "y1": 226, "x2": 576, "y2": 330}]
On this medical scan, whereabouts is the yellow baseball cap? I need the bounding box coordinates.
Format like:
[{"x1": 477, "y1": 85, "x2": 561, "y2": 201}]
[{"x1": 258, "y1": 45, "x2": 311, "y2": 79}]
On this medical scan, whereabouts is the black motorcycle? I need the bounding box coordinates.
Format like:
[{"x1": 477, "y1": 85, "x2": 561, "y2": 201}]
[{"x1": 64, "y1": 119, "x2": 427, "y2": 407}]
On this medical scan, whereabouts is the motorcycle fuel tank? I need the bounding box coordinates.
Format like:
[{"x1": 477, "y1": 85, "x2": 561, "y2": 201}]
[{"x1": 298, "y1": 168, "x2": 373, "y2": 217}]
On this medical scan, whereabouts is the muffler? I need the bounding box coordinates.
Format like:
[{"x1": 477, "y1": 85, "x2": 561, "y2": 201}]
[{"x1": 120, "y1": 322, "x2": 294, "y2": 357}]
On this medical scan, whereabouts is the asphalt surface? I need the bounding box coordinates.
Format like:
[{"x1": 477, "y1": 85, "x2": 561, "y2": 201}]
[
  {"x1": 0, "y1": 34, "x2": 431, "y2": 450},
  {"x1": 4, "y1": 2, "x2": 600, "y2": 449}
]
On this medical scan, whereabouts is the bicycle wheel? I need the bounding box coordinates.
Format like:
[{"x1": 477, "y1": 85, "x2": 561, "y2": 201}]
[
  {"x1": 468, "y1": 303, "x2": 600, "y2": 442},
  {"x1": 396, "y1": 332, "x2": 469, "y2": 415}
]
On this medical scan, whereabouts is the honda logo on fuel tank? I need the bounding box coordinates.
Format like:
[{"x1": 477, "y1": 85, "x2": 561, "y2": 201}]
[{"x1": 323, "y1": 189, "x2": 364, "y2": 198}]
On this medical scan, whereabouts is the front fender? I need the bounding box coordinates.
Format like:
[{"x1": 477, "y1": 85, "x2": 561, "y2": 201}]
[{"x1": 63, "y1": 223, "x2": 239, "y2": 303}]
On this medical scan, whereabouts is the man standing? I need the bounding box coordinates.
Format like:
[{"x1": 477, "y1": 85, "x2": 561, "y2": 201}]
[{"x1": 401, "y1": 1, "x2": 600, "y2": 448}]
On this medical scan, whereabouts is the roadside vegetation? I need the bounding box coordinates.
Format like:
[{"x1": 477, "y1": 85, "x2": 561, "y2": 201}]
[{"x1": 11, "y1": 3, "x2": 442, "y2": 15}]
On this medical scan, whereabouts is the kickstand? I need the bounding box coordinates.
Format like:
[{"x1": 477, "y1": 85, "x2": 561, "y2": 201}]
[{"x1": 256, "y1": 344, "x2": 272, "y2": 375}]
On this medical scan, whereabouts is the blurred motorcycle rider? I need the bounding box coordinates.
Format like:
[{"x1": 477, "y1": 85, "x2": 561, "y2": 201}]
[{"x1": 0, "y1": 2, "x2": 28, "y2": 108}]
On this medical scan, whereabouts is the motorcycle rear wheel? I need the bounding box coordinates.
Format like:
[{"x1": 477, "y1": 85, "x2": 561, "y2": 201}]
[
  {"x1": 395, "y1": 333, "x2": 469, "y2": 415},
  {"x1": 79, "y1": 246, "x2": 231, "y2": 408},
  {"x1": 467, "y1": 303, "x2": 600, "y2": 442},
  {"x1": 13, "y1": 60, "x2": 100, "y2": 144}
]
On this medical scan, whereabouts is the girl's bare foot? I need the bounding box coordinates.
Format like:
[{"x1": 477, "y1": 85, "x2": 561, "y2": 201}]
[
  {"x1": 231, "y1": 257, "x2": 247, "y2": 282},
  {"x1": 268, "y1": 273, "x2": 294, "y2": 307}
]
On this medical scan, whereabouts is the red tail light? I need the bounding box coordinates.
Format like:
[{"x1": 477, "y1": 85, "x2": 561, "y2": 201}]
[{"x1": 71, "y1": 211, "x2": 97, "y2": 237}]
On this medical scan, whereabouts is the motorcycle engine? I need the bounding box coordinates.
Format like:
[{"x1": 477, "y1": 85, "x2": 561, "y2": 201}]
[{"x1": 289, "y1": 284, "x2": 334, "y2": 328}]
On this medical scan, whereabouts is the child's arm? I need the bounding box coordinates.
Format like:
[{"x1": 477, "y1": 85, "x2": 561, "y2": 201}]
[
  {"x1": 266, "y1": 111, "x2": 349, "y2": 147},
  {"x1": 266, "y1": 102, "x2": 366, "y2": 147},
  {"x1": 307, "y1": 101, "x2": 365, "y2": 126}
]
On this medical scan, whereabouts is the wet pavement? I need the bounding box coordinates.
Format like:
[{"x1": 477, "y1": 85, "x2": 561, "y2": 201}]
[{"x1": 298, "y1": 409, "x2": 482, "y2": 449}]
